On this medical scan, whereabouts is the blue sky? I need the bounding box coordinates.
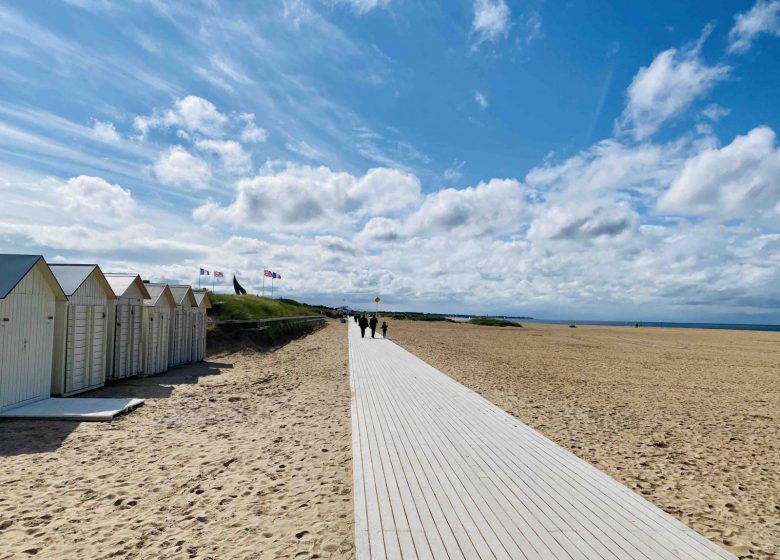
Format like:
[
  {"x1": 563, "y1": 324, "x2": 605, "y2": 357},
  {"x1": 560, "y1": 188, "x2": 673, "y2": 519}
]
[{"x1": 1, "y1": 0, "x2": 780, "y2": 321}]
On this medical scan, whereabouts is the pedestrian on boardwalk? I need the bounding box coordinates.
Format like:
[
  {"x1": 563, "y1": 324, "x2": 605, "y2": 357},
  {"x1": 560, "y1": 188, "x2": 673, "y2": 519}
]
[
  {"x1": 358, "y1": 314, "x2": 369, "y2": 338},
  {"x1": 354, "y1": 314, "x2": 359, "y2": 323},
  {"x1": 369, "y1": 314, "x2": 378, "y2": 338},
  {"x1": 381, "y1": 321, "x2": 388, "y2": 338}
]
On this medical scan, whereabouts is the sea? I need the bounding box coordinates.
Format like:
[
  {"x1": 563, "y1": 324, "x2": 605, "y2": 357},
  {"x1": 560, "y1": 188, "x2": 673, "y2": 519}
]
[{"x1": 447, "y1": 316, "x2": 780, "y2": 333}]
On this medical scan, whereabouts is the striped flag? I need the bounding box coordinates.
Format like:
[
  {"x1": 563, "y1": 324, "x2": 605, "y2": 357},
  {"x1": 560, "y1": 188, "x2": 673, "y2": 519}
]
[
  {"x1": 264, "y1": 270, "x2": 272, "y2": 277},
  {"x1": 200, "y1": 268, "x2": 209, "y2": 275},
  {"x1": 214, "y1": 271, "x2": 223, "y2": 278}
]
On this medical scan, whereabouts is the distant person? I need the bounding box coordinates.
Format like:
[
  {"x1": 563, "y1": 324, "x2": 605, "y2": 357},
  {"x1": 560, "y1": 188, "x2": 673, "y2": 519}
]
[
  {"x1": 359, "y1": 315, "x2": 369, "y2": 338},
  {"x1": 354, "y1": 314, "x2": 359, "y2": 324},
  {"x1": 381, "y1": 321, "x2": 388, "y2": 338},
  {"x1": 369, "y1": 314, "x2": 378, "y2": 338}
]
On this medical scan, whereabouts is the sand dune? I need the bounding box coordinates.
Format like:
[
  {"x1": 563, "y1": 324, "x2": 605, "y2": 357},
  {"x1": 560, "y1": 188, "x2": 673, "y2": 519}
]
[
  {"x1": 0, "y1": 321, "x2": 354, "y2": 560},
  {"x1": 390, "y1": 321, "x2": 779, "y2": 560}
]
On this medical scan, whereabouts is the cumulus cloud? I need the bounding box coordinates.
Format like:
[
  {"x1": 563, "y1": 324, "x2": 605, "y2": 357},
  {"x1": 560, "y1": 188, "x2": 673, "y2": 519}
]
[
  {"x1": 194, "y1": 139, "x2": 252, "y2": 173},
  {"x1": 56, "y1": 175, "x2": 135, "y2": 224},
  {"x1": 529, "y1": 202, "x2": 639, "y2": 241},
  {"x1": 475, "y1": 91, "x2": 488, "y2": 109},
  {"x1": 134, "y1": 95, "x2": 229, "y2": 137},
  {"x1": 153, "y1": 146, "x2": 211, "y2": 188},
  {"x1": 659, "y1": 126, "x2": 780, "y2": 220},
  {"x1": 728, "y1": 0, "x2": 780, "y2": 54},
  {"x1": 90, "y1": 120, "x2": 120, "y2": 143},
  {"x1": 617, "y1": 26, "x2": 729, "y2": 140},
  {"x1": 409, "y1": 178, "x2": 526, "y2": 237},
  {"x1": 193, "y1": 164, "x2": 421, "y2": 232},
  {"x1": 471, "y1": 0, "x2": 511, "y2": 48}
]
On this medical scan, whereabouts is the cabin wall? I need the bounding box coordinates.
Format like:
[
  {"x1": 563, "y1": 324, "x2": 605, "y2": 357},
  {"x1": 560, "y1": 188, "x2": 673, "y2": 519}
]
[
  {"x1": 0, "y1": 265, "x2": 57, "y2": 412},
  {"x1": 52, "y1": 273, "x2": 111, "y2": 396}
]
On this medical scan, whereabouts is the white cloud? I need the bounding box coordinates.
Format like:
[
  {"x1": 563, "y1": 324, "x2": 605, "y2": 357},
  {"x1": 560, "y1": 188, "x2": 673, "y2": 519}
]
[
  {"x1": 134, "y1": 95, "x2": 229, "y2": 138},
  {"x1": 443, "y1": 159, "x2": 466, "y2": 182},
  {"x1": 408, "y1": 178, "x2": 526, "y2": 237},
  {"x1": 194, "y1": 164, "x2": 420, "y2": 232},
  {"x1": 471, "y1": 0, "x2": 512, "y2": 48},
  {"x1": 475, "y1": 91, "x2": 488, "y2": 109},
  {"x1": 328, "y1": 0, "x2": 391, "y2": 14},
  {"x1": 700, "y1": 104, "x2": 731, "y2": 122},
  {"x1": 286, "y1": 139, "x2": 324, "y2": 161},
  {"x1": 153, "y1": 146, "x2": 211, "y2": 188},
  {"x1": 728, "y1": 0, "x2": 780, "y2": 54},
  {"x1": 56, "y1": 175, "x2": 135, "y2": 224},
  {"x1": 617, "y1": 26, "x2": 729, "y2": 140},
  {"x1": 90, "y1": 120, "x2": 120, "y2": 143},
  {"x1": 240, "y1": 122, "x2": 268, "y2": 144},
  {"x1": 659, "y1": 126, "x2": 780, "y2": 220},
  {"x1": 194, "y1": 139, "x2": 252, "y2": 173}
]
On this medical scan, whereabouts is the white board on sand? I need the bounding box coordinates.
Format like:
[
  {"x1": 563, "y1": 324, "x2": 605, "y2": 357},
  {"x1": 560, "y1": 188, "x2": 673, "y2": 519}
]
[
  {"x1": 348, "y1": 320, "x2": 737, "y2": 560},
  {"x1": 0, "y1": 397, "x2": 144, "y2": 421}
]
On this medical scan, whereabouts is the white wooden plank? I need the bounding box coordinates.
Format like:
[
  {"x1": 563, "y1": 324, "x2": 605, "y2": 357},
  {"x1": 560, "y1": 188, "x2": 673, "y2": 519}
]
[{"x1": 347, "y1": 321, "x2": 737, "y2": 560}]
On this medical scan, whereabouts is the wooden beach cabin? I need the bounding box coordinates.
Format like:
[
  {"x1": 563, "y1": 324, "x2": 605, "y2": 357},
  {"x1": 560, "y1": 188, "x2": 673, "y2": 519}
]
[
  {"x1": 167, "y1": 285, "x2": 197, "y2": 367},
  {"x1": 192, "y1": 291, "x2": 211, "y2": 362},
  {"x1": 140, "y1": 283, "x2": 175, "y2": 376},
  {"x1": 49, "y1": 264, "x2": 116, "y2": 396},
  {"x1": 0, "y1": 255, "x2": 66, "y2": 412},
  {"x1": 104, "y1": 273, "x2": 150, "y2": 381}
]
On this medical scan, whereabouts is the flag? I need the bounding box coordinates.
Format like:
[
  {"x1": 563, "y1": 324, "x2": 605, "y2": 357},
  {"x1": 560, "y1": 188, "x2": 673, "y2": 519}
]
[
  {"x1": 272, "y1": 272, "x2": 277, "y2": 279},
  {"x1": 276, "y1": 273, "x2": 281, "y2": 279},
  {"x1": 233, "y1": 275, "x2": 247, "y2": 295},
  {"x1": 264, "y1": 270, "x2": 272, "y2": 277},
  {"x1": 214, "y1": 271, "x2": 223, "y2": 278},
  {"x1": 199, "y1": 268, "x2": 209, "y2": 275}
]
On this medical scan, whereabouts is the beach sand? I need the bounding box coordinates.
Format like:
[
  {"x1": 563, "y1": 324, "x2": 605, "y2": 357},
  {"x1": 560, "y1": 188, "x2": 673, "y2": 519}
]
[
  {"x1": 0, "y1": 320, "x2": 354, "y2": 560},
  {"x1": 390, "y1": 321, "x2": 779, "y2": 560}
]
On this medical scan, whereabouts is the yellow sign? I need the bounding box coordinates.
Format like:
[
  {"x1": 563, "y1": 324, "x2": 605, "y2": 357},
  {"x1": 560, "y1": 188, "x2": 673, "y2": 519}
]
[{"x1": 374, "y1": 296, "x2": 381, "y2": 303}]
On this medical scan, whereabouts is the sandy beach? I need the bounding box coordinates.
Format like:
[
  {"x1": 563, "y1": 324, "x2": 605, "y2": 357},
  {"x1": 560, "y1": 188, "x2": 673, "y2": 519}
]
[
  {"x1": 390, "y1": 320, "x2": 780, "y2": 560},
  {"x1": 0, "y1": 320, "x2": 354, "y2": 560}
]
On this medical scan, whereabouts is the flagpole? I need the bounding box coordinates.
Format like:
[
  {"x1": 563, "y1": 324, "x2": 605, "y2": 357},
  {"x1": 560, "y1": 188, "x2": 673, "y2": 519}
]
[
  {"x1": 198, "y1": 269, "x2": 201, "y2": 290},
  {"x1": 271, "y1": 276, "x2": 274, "y2": 299},
  {"x1": 212, "y1": 274, "x2": 215, "y2": 292},
  {"x1": 262, "y1": 275, "x2": 265, "y2": 297}
]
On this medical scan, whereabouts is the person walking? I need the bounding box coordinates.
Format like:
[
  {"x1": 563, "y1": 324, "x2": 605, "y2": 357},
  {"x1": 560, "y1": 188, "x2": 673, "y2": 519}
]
[
  {"x1": 369, "y1": 314, "x2": 378, "y2": 338},
  {"x1": 358, "y1": 314, "x2": 368, "y2": 338},
  {"x1": 381, "y1": 321, "x2": 388, "y2": 338},
  {"x1": 354, "y1": 313, "x2": 359, "y2": 324}
]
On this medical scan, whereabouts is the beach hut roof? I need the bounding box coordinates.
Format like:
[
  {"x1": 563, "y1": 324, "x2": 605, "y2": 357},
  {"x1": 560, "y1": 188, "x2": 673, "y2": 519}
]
[
  {"x1": 49, "y1": 264, "x2": 116, "y2": 298},
  {"x1": 143, "y1": 283, "x2": 177, "y2": 307},
  {"x1": 104, "y1": 273, "x2": 151, "y2": 299},
  {"x1": 193, "y1": 292, "x2": 212, "y2": 309},
  {"x1": 0, "y1": 254, "x2": 66, "y2": 301},
  {"x1": 168, "y1": 285, "x2": 197, "y2": 306}
]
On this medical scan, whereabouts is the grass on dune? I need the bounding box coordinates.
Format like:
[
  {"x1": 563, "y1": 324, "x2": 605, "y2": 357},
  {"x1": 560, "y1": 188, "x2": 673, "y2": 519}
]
[
  {"x1": 208, "y1": 293, "x2": 320, "y2": 321},
  {"x1": 467, "y1": 317, "x2": 522, "y2": 327}
]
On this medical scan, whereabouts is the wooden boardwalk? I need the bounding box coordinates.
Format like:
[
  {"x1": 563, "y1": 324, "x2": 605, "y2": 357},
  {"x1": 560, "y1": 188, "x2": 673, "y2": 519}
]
[{"x1": 348, "y1": 321, "x2": 736, "y2": 560}]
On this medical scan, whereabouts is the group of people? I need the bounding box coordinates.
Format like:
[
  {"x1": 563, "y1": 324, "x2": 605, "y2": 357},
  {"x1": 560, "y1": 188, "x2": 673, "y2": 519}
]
[{"x1": 353, "y1": 313, "x2": 388, "y2": 339}]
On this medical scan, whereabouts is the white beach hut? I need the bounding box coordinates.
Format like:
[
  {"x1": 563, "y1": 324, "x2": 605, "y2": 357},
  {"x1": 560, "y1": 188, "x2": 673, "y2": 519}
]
[
  {"x1": 104, "y1": 274, "x2": 150, "y2": 380},
  {"x1": 0, "y1": 255, "x2": 66, "y2": 412},
  {"x1": 192, "y1": 291, "x2": 211, "y2": 362},
  {"x1": 49, "y1": 264, "x2": 116, "y2": 396},
  {"x1": 167, "y1": 285, "x2": 197, "y2": 367},
  {"x1": 140, "y1": 283, "x2": 175, "y2": 376}
]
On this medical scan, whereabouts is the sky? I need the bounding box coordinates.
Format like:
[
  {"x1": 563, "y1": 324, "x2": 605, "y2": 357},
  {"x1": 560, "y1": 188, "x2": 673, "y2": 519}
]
[{"x1": 1, "y1": 0, "x2": 780, "y2": 322}]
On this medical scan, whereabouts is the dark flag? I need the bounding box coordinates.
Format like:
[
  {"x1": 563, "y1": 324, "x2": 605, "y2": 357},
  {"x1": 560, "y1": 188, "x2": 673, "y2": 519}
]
[{"x1": 233, "y1": 274, "x2": 247, "y2": 295}]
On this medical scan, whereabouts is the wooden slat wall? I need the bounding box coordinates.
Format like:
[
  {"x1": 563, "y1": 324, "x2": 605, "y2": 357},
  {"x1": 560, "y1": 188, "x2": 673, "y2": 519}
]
[
  {"x1": 56, "y1": 272, "x2": 110, "y2": 396},
  {"x1": 0, "y1": 264, "x2": 56, "y2": 412}
]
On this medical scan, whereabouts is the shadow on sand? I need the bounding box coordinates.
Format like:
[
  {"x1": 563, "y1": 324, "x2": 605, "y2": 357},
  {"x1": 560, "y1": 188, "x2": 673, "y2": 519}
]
[{"x1": 0, "y1": 361, "x2": 234, "y2": 456}]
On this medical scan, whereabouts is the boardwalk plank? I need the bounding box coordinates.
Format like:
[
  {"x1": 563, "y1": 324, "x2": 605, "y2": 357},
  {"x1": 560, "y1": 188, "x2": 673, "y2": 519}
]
[{"x1": 348, "y1": 322, "x2": 736, "y2": 560}]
